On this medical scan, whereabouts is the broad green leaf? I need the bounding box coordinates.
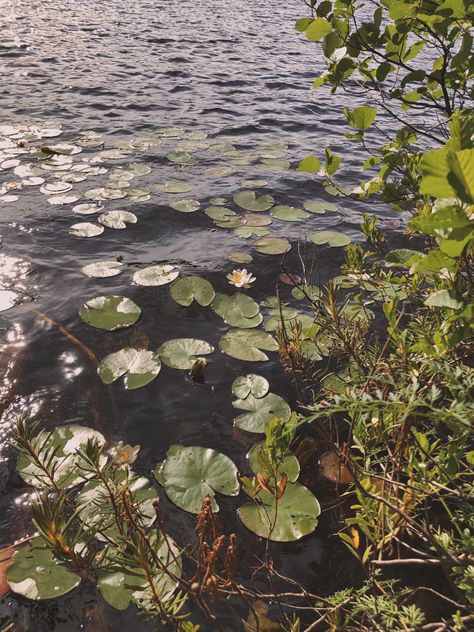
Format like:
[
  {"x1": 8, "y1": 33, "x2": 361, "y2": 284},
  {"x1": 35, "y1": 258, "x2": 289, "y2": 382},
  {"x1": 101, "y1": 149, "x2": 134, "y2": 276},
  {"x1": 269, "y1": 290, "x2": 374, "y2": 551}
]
[
  {"x1": 253, "y1": 236, "x2": 291, "y2": 255},
  {"x1": 248, "y1": 443, "x2": 300, "y2": 483},
  {"x1": 385, "y1": 249, "x2": 422, "y2": 267},
  {"x1": 98, "y1": 348, "x2": 161, "y2": 389},
  {"x1": 229, "y1": 251, "x2": 253, "y2": 264},
  {"x1": 304, "y1": 200, "x2": 338, "y2": 213},
  {"x1": 153, "y1": 180, "x2": 192, "y2": 194},
  {"x1": 232, "y1": 374, "x2": 269, "y2": 399},
  {"x1": 158, "y1": 338, "x2": 214, "y2": 369},
  {"x1": 166, "y1": 151, "x2": 198, "y2": 165},
  {"x1": 133, "y1": 264, "x2": 179, "y2": 287},
  {"x1": 270, "y1": 205, "x2": 309, "y2": 221},
  {"x1": 212, "y1": 293, "x2": 262, "y2": 329},
  {"x1": 424, "y1": 289, "x2": 463, "y2": 310},
  {"x1": 306, "y1": 18, "x2": 332, "y2": 42},
  {"x1": 297, "y1": 155, "x2": 320, "y2": 173},
  {"x1": 233, "y1": 393, "x2": 291, "y2": 433},
  {"x1": 344, "y1": 106, "x2": 377, "y2": 130},
  {"x1": 156, "y1": 445, "x2": 239, "y2": 513},
  {"x1": 170, "y1": 276, "x2": 215, "y2": 307},
  {"x1": 419, "y1": 148, "x2": 456, "y2": 198},
  {"x1": 80, "y1": 296, "x2": 141, "y2": 330},
  {"x1": 219, "y1": 329, "x2": 278, "y2": 361},
  {"x1": 170, "y1": 199, "x2": 200, "y2": 213},
  {"x1": 310, "y1": 230, "x2": 351, "y2": 247},
  {"x1": 448, "y1": 149, "x2": 474, "y2": 203},
  {"x1": 234, "y1": 190, "x2": 274, "y2": 212}
]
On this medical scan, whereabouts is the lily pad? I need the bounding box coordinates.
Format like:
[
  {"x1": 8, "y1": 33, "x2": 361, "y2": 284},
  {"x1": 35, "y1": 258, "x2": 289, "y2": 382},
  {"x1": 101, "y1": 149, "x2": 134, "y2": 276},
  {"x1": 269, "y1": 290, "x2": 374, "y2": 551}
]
[
  {"x1": 80, "y1": 295, "x2": 141, "y2": 330},
  {"x1": 304, "y1": 200, "x2": 338, "y2": 214},
  {"x1": 235, "y1": 226, "x2": 270, "y2": 239},
  {"x1": 270, "y1": 205, "x2": 309, "y2": 222},
  {"x1": 73, "y1": 202, "x2": 103, "y2": 215},
  {"x1": 242, "y1": 213, "x2": 272, "y2": 227},
  {"x1": 154, "y1": 180, "x2": 193, "y2": 194},
  {"x1": 166, "y1": 151, "x2": 198, "y2": 165},
  {"x1": 233, "y1": 393, "x2": 291, "y2": 433},
  {"x1": 98, "y1": 211, "x2": 137, "y2": 230},
  {"x1": 156, "y1": 445, "x2": 239, "y2": 513},
  {"x1": 205, "y1": 206, "x2": 236, "y2": 221},
  {"x1": 229, "y1": 251, "x2": 253, "y2": 264},
  {"x1": 133, "y1": 264, "x2": 179, "y2": 286},
  {"x1": 170, "y1": 199, "x2": 200, "y2": 213},
  {"x1": 241, "y1": 179, "x2": 269, "y2": 187},
  {"x1": 232, "y1": 374, "x2": 269, "y2": 399},
  {"x1": 158, "y1": 338, "x2": 214, "y2": 370},
  {"x1": 219, "y1": 329, "x2": 278, "y2": 362},
  {"x1": 258, "y1": 159, "x2": 290, "y2": 170},
  {"x1": 238, "y1": 482, "x2": 320, "y2": 541},
  {"x1": 16, "y1": 424, "x2": 106, "y2": 489},
  {"x1": 0, "y1": 289, "x2": 19, "y2": 312},
  {"x1": 98, "y1": 348, "x2": 161, "y2": 389},
  {"x1": 81, "y1": 261, "x2": 124, "y2": 278},
  {"x1": 234, "y1": 190, "x2": 274, "y2": 212},
  {"x1": 48, "y1": 193, "x2": 81, "y2": 205},
  {"x1": 7, "y1": 538, "x2": 81, "y2": 600},
  {"x1": 169, "y1": 276, "x2": 215, "y2": 307},
  {"x1": 310, "y1": 230, "x2": 351, "y2": 247},
  {"x1": 248, "y1": 443, "x2": 300, "y2": 483},
  {"x1": 212, "y1": 293, "x2": 262, "y2": 329},
  {"x1": 253, "y1": 236, "x2": 291, "y2": 255},
  {"x1": 209, "y1": 197, "x2": 226, "y2": 205},
  {"x1": 69, "y1": 222, "x2": 104, "y2": 238}
]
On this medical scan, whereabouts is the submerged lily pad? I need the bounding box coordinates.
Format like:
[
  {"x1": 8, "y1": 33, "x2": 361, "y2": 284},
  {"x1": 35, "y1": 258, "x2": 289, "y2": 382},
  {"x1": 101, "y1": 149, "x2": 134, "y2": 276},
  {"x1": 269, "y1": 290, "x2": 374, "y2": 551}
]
[
  {"x1": 158, "y1": 338, "x2": 214, "y2": 370},
  {"x1": 170, "y1": 199, "x2": 200, "y2": 213},
  {"x1": 233, "y1": 393, "x2": 291, "y2": 433},
  {"x1": 219, "y1": 329, "x2": 278, "y2": 362},
  {"x1": 98, "y1": 348, "x2": 161, "y2": 389},
  {"x1": 253, "y1": 236, "x2": 291, "y2": 255},
  {"x1": 170, "y1": 276, "x2": 215, "y2": 307},
  {"x1": 81, "y1": 261, "x2": 124, "y2": 278},
  {"x1": 232, "y1": 374, "x2": 269, "y2": 399},
  {"x1": 7, "y1": 538, "x2": 81, "y2": 600},
  {"x1": 212, "y1": 293, "x2": 262, "y2": 329},
  {"x1": 248, "y1": 443, "x2": 300, "y2": 482},
  {"x1": 270, "y1": 205, "x2": 309, "y2": 222},
  {"x1": 133, "y1": 264, "x2": 179, "y2": 287},
  {"x1": 80, "y1": 296, "x2": 141, "y2": 330},
  {"x1": 99, "y1": 211, "x2": 137, "y2": 230},
  {"x1": 16, "y1": 425, "x2": 106, "y2": 489},
  {"x1": 234, "y1": 190, "x2": 274, "y2": 212},
  {"x1": 154, "y1": 180, "x2": 193, "y2": 194},
  {"x1": 238, "y1": 482, "x2": 320, "y2": 541},
  {"x1": 156, "y1": 445, "x2": 239, "y2": 513},
  {"x1": 69, "y1": 222, "x2": 104, "y2": 238},
  {"x1": 310, "y1": 230, "x2": 351, "y2": 247}
]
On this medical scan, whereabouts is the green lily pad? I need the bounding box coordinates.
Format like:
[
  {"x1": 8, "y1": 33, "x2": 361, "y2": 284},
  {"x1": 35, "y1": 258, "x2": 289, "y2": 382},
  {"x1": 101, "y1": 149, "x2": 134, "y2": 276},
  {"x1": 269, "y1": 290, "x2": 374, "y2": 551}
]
[
  {"x1": 241, "y1": 179, "x2": 269, "y2": 187},
  {"x1": 291, "y1": 285, "x2": 321, "y2": 300},
  {"x1": 248, "y1": 443, "x2": 300, "y2": 482},
  {"x1": 205, "y1": 206, "x2": 236, "y2": 221},
  {"x1": 233, "y1": 393, "x2": 291, "y2": 433},
  {"x1": 270, "y1": 205, "x2": 309, "y2": 222},
  {"x1": 98, "y1": 211, "x2": 137, "y2": 230},
  {"x1": 258, "y1": 159, "x2": 290, "y2": 170},
  {"x1": 156, "y1": 445, "x2": 239, "y2": 513},
  {"x1": 310, "y1": 230, "x2": 351, "y2": 247},
  {"x1": 166, "y1": 151, "x2": 198, "y2": 165},
  {"x1": 232, "y1": 374, "x2": 269, "y2": 399},
  {"x1": 219, "y1": 329, "x2": 278, "y2": 362},
  {"x1": 253, "y1": 236, "x2": 291, "y2": 255},
  {"x1": 214, "y1": 216, "x2": 245, "y2": 229},
  {"x1": 170, "y1": 199, "x2": 200, "y2": 213},
  {"x1": 304, "y1": 200, "x2": 338, "y2": 213},
  {"x1": 170, "y1": 276, "x2": 215, "y2": 307},
  {"x1": 257, "y1": 143, "x2": 288, "y2": 159},
  {"x1": 228, "y1": 251, "x2": 253, "y2": 264},
  {"x1": 238, "y1": 482, "x2": 320, "y2": 541},
  {"x1": 234, "y1": 190, "x2": 274, "y2": 212},
  {"x1": 235, "y1": 226, "x2": 270, "y2": 239},
  {"x1": 17, "y1": 424, "x2": 106, "y2": 489},
  {"x1": 212, "y1": 293, "x2": 262, "y2": 329},
  {"x1": 209, "y1": 197, "x2": 227, "y2": 205},
  {"x1": 242, "y1": 213, "x2": 272, "y2": 227},
  {"x1": 153, "y1": 180, "x2": 192, "y2": 194},
  {"x1": 98, "y1": 348, "x2": 161, "y2": 389},
  {"x1": 133, "y1": 264, "x2": 179, "y2": 286},
  {"x1": 69, "y1": 222, "x2": 104, "y2": 238},
  {"x1": 263, "y1": 307, "x2": 299, "y2": 332},
  {"x1": 80, "y1": 295, "x2": 141, "y2": 330},
  {"x1": 7, "y1": 537, "x2": 81, "y2": 600},
  {"x1": 158, "y1": 338, "x2": 214, "y2": 370},
  {"x1": 81, "y1": 260, "x2": 124, "y2": 278}
]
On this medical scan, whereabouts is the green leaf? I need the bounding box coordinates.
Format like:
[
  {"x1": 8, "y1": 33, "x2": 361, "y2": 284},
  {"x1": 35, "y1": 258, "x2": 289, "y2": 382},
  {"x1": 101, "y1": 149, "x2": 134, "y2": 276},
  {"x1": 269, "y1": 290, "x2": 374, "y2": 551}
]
[
  {"x1": 156, "y1": 445, "x2": 239, "y2": 513},
  {"x1": 81, "y1": 260, "x2": 124, "y2": 278},
  {"x1": 7, "y1": 538, "x2": 81, "y2": 600},
  {"x1": 158, "y1": 338, "x2": 214, "y2": 370},
  {"x1": 169, "y1": 276, "x2": 215, "y2": 307},
  {"x1": 80, "y1": 296, "x2": 141, "y2": 330},
  {"x1": 98, "y1": 211, "x2": 137, "y2": 230},
  {"x1": 229, "y1": 251, "x2": 253, "y2": 264},
  {"x1": 219, "y1": 329, "x2": 278, "y2": 362},
  {"x1": 232, "y1": 374, "x2": 270, "y2": 399},
  {"x1": 98, "y1": 348, "x2": 161, "y2": 389},
  {"x1": 304, "y1": 200, "x2": 338, "y2": 214},
  {"x1": 424, "y1": 289, "x2": 463, "y2": 310},
  {"x1": 253, "y1": 236, "x2": 291, "y2": 255},
  {"x1": 69, "y1": 222, "x2": 104, "y2": 238},
  {"x1": 133, "y1": 264, "x2": 179, "y2": 287},
  {"x1": 153, "y1": 180, "x2": 192, "y2": 194},
  {"x1": 310, "y1": 230, "x2": 351, "y2": 247},
  {"x1": 238, "y1": 482, "x2": 320, "y2": 541},
  {"x1": 448, "y1": 149, "x2": 474, "y2": 203},
  {"x1": 385, "y1": 249, "x2": 422, "y2": 267},
  {"x1": 270, "y1": 205, "x2": 310, "y2": 221},
  {"x1": 295, "y1": 17, "x2": 313, "y2": 32},
  {"x1": 419, "y1": 148, "x2": 456, "y2": 198},
  {"x1": 17, "y1": 425, "x2": 106, "y2": 489},
  {"x1": 233, "y1": 393, "x2": 291, "y2": 433},
  {"x1": 169, "y1": 199, "x2": 200, "y2": 213},
  {"x1": 234, "y1": 190, "x2": 274, "y2": 212},
  {"x1": 212, "y1": 293, "x2": 262, "y2": 328},
  {"x1": 248, "y1": 443, "x2": 300, "y2": 483},
  {"x1": 297, "y1": 155, "x2": 320, "y2": 173},
  {"x1": 343, "y1": 106, "x2": 377, "y2": 130},
  {"x1": 306, "y1": 18, "x2": 332, "y2": 42}
]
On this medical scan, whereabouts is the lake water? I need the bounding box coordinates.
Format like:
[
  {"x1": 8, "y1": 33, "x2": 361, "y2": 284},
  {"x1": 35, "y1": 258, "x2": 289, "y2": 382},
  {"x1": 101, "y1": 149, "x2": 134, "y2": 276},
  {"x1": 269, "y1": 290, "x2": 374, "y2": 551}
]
[{"x1": 0, "y1": 1, "x2": 399, "y2": 629}]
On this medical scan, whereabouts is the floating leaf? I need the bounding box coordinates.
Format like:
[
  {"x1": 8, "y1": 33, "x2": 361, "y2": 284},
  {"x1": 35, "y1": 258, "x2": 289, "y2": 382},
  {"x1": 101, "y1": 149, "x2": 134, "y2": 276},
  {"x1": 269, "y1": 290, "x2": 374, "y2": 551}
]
[
  {"x1": 234, "y1": 190, "x2": 274, "y2": 212},
  {"x1": 248, "y1": 443, "x2": 300, "y2": 483},
  {"x1": 81, "y1": 261, "x2": 124, "y2": 278},
  {"x1": 220, "y1": 329, "x2": 278, "y2": 362},
  {"x1": 292, "y1": 285, "x2": 321, "y2": 300},
  {"x1": 156, "y1": 445, "x2": 239, "y2": 513},
  {"x1": 212, "y1": 293, "x2": 262, "y2": 329},
  {"x1": 166, "y1": 151, "x2": 198, "y2": 165},
  {"x1": 80, "y1": 295, "x2": 141, "y2": 330},
  {"x1": 238, "y1": 482, "x2": 320, "y2": 541},
  {"x1": 69, "y1": 222, "x2": 104, "y2": 238},
  {"x1": 258, "y1": 158, "x2": 290, "y2": 170},
  {"x1": 7, "y1": 538, "x2": 81, "y2": 600},
  {"x1": 270, "y1": 205, "x2": 309, "y2": 221},
  {"x1": 40, "y1": 181, "x2": 72, "y2": 195},
  {"x1": 169, "y1": 276, "x2": 215, "y2": 307},
  {"x1": 170, "y1": 199, "x2": 200, "y2": 213},
  {"x1": 73, "y1": 202, "x2": 103, "y2": 215},
  {"x1": 209, "y1": 197, "x2": 227, "y2": 205},
  {"x1": 0, "y1": 290, "x2": 19, "y2": 312},
  {"x1": 253, "y1": 236, "x2": 291, "y2": 255},
  {"x1": 133, "y1": 264, "x2": 179, "y2": 287},
  {"x1": 154, "y1": 180, "x2": 192, "y2": 194},
  {"x1": 304, "y1": 200, "x2": 338, "y2": 213},
  {"x1": 235, "y1": 226, "x2": 270, "y2": 239},
  {"x1": 205, "y1": 206, "x2": 236, "y2": 221},
  {"x1": 232, "y1": 374, "x2": 269, "y2": 399},
  {"x1": 48, "y1": 193, "x2": 81, "y2": 205},
  {"x1": 98, "y1": 348, "x2": 161, "y2": 389},
  {"x1": 257, "y1": 143, "x2": 288, "y2": 159},
  {"x1": 158, "y1": 338, "x2": 214, "y2": 370},
  {"x1": 310, "y1": 230, "x2": 351, "y2": 247},
  {"x1": 17, "y1": 425, "x2": 106, "y2": 489},
  {"x1": 241, "y1": 179, "x2": 269, "y2": 187},
  {"x1": 233, "y1": 393, "x2": 291, "y2": 433},
  {"x1": 229, "y1": 251, "x2": 253, "y2": 264},
  {"x1": 242, "y1": 213, "x2": 272, "y2": 227},
  {"x1": 98, "y1": 211, "x2": 137, "y2": 230}
]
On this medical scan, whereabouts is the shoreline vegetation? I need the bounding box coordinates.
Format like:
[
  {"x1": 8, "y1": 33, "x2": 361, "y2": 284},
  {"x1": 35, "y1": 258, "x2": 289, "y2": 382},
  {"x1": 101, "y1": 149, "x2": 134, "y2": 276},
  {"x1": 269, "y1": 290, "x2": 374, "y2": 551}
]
[{"x1": 1, "y1": 1, "x2": 473, "y2": 630}]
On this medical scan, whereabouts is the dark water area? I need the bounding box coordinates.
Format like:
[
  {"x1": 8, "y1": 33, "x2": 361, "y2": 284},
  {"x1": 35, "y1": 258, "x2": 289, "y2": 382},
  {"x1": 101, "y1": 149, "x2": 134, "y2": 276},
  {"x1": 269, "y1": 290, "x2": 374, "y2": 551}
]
[{"x1": 0, "y1": 1, "x2": 403, "y2": 630}]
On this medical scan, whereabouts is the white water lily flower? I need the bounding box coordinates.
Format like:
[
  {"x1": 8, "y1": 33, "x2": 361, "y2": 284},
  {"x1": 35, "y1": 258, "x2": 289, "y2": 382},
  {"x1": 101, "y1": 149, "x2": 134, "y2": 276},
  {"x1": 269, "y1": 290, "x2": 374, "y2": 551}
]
[
  {"x1": 226, "y1": 268, "x2": 256, "y2": 289},
  {"x1": 112, "y1": 441, "x2": 140, "y2": 466}
]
